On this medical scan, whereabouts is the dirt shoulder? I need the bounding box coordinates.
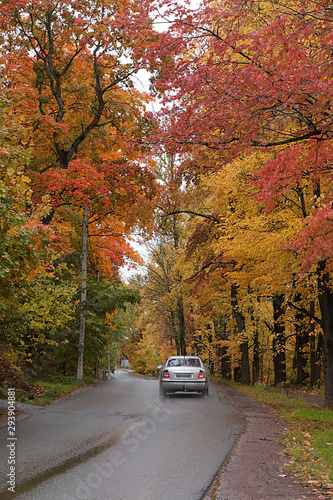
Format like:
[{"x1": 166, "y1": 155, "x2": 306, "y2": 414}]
[{"x1": 203, "y1": 383, "x2": 329, "y2": 500}]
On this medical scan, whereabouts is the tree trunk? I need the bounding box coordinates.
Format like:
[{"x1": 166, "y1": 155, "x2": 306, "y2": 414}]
[
  {"x1": 309, "y1": 310, "x2": 323, "y2": 387},
  {"x1": 220, "y1": 350, "x2": 232, "y2": 379},
  {"x1": 234, "y1": 366, "x2": 241, "y2": 382},
  {"x1": 293, "y1": 293, "x2": 309, "y2": 385},
  {"x1": 252, "y1": 328, "x2": 260, "y2": 384},
  {"x1": 77, "y1": 203, "x2": 89, "y2": 380},
  {"x1": 178, "y1": 297, "x2": 187, "y2": 355},
  {"x1": 169, "y1": 310, "x2": 180, "y2": 354},
  {"x1": 214, "y1": 316, "x2": 231, "y2": 379},
  {"x1": 240, "y1": 341, "x2": 250, "y2": 385},
  {"x1": 317, "y1": 261, "x2": 333, "y2": 408},
  {"x1": 309, "y1": 301, "x2": 318, "y2": 386},
  {"x1": 231, "y1": 284, "x2": 250, "y2": 385},
  {"x1": 272, "y1": 294, "x2": 286, "y2": 384},
  {"x1": 249, "y1": 298, "x2": 260, "y2": 385}
]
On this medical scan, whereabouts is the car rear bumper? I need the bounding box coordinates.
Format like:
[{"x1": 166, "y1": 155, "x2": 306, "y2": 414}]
[{"x1": 160, "y1": 380, "x2": 208, "y2": 393}]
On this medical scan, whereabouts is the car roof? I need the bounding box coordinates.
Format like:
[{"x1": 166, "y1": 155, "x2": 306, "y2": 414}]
[{"x1": 167, "y1": 355, "x2": 201, "y2": 359}]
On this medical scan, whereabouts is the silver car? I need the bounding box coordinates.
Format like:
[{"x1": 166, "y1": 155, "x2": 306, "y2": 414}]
[{"x1": 158, "y1": 356, "x2": 209, "y2": 397}]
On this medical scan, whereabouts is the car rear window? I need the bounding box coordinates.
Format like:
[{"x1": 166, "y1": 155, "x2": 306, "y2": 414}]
[{"x1": 167, "y1": 358, "x2": 201, "y2": 367}]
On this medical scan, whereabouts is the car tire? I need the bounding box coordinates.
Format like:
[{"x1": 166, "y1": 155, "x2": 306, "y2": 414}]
[
  {"x1": 159, "y1": 386, "x2": 167, "y2": 398},
  {"x1": 201, "y1": 386, "x2": 209, "y2": 397}
]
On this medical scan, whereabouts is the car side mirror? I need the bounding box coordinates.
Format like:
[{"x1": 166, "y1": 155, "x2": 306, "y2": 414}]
[
  {"x1": 205, "y1": 365, "x2": 211, "y2": 370},
  {"x1": 157, "y1": 365, "x2": 162, "y2": 370}
]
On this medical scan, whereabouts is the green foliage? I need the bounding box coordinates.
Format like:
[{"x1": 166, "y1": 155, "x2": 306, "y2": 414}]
[
  {"x1": 0, "y1": 263, "x2": 77, "y2": 349},
  {"x1": 86, "y1": 280, "x2": 140, "y2": 318},
  {"x1": 23, "y1": 278, "x2": 140, "y2": 378},
  {"x1": 0, "y1": 346, "x2": 29, "y2": 396},
  {"x1": 20, "y1": 264, "x2": 77, "y2": 336},
  {"x1": 80, "y1": 280, "x2": 141, "y2": 372}
]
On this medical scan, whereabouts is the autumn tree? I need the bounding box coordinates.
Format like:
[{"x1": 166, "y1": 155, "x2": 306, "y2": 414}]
[
  {"x1": 127, "y1": 155, "x2": 202, "y2": 365},
  {"x1": 170, "y1": 152, "x2": 322, "y2": 386},
  {"x1": 148, "y1": 0, "x2": 333, "y2": 406},
  {"x1": 0, "y1": 0, "x2": 159, "y2": 219},
  {"x1": 0, "y1": 93, "x2": 63, "y2": 389},
  {"x1": 0, "y1": 94, "x2": 52, "y2": 291},
  {"x1": 0, "y1": 0, "x2": 160, "y2": 381}
]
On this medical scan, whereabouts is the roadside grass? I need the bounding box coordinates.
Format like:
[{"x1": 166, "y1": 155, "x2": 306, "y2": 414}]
[
  {"x1": 30, "y1": 375, "x2": 97, "y2": 405},
  {"x1": 1, "y1": 375, "x2": 97, "y2": 406},
  {"x1": 215, "y1": 378, "x2": 333, "y2": 491}
]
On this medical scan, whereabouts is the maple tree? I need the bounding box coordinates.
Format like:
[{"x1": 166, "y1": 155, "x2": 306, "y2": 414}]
[
  {"x1": 2, "y1": 0, "x2": 332, "y2": 405},
  {"x1": 142, "y1": 238, "x2": 186, "y2": 352},
  {"x1": 0, "y1": 0, "x2": 158, "y2": 224},
  {"x1": 133, "y1": 150, "x2": 322, "y2": 387},
  {"x1": 146, "y1": 0, "x2": 333, "y2": 406},
  {"x1": 0, "y1": 0, "x2": 161, "y2": 382},
  {"x1": 196, "y1": 154, "x2": 319, "y2": 385},
  {"x1": 0, "y1": 0, "x2": 159, "y2": 286},
  {"x1": 0, "y1": 92, "x2": 60, "y2": 387},
  {"x1": 0, "y1": 94, "x2": 52, "y2": 289},
  {"x1": 125, "y1": 314, "x2": 164, "y2": 375},
  {"x1": 125, "y1": 157, "x2": 201, "y2": 367},
  {"x1": 122, "y1": 150, "x2": 319, "y2": 388}
]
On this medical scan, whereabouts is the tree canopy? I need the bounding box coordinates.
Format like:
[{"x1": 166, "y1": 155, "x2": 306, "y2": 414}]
[{"x1": 2, "y1": 0, "x2": 333, "y2": 410}]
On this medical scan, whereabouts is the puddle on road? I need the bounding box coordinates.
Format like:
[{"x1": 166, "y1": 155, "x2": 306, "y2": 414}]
[
  {"x1": 0, "y1": 430, "x2": 125, "y2": 499},
  {"x1": 203, "y1": 412, "x2": 247, "y2": 500}
]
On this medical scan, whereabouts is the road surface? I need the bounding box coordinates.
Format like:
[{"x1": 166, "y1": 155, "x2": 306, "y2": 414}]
[{"x1": 0, "y1": 370, "x2": 245, "y2": 500}]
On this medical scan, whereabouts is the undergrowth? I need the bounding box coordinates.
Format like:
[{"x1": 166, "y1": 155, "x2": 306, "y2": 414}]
[{"x1": 1, "y1": 375, "x2": 96, "y2": 406}]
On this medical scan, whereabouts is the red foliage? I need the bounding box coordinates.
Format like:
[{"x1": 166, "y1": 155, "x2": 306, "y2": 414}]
[{"x1": 147, "y1": 0, "x2": 333, "y2": 271}]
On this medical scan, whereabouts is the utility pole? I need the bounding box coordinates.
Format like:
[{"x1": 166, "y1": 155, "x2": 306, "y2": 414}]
[
  {"x1": 107, "y1": 353, "x2": 111, "y2": 379},
  {"x1": 77, "y1": 202, "x2": 89, "y2": 380},
  {"x1": 76, "y1": 193, "x2": 110, "y2": 380}
]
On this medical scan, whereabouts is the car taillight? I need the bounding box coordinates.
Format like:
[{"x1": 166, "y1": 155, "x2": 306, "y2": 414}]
[
  {"x1": 163, "y1": 369, "x2": 170, "y2": 378},
  {"x1": 198, "y1": 370, "x2": 205, "y2": 379}
]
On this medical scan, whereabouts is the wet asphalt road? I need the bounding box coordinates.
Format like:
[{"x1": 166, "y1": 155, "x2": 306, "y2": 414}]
[{"x1": 0, "y1": 370, "x2": 245, "y2": 500}]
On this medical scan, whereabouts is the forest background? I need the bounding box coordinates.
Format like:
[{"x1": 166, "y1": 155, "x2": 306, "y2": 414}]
[{"x1": 2, "y1": 0, "x2": 333, "y2": 411}]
